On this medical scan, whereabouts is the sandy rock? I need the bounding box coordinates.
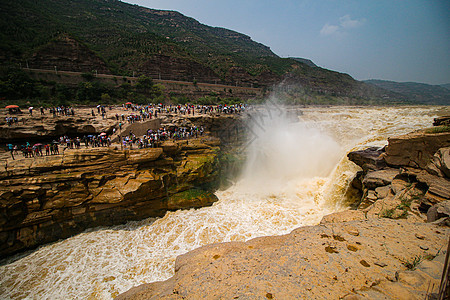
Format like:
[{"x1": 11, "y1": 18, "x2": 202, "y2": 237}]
[
  {"x1": 426, "y1": 147, "x2": 450, "y2": 178},
  {"x1": 376, "y1": 185, "x2": 392, "y2": 199},
  {"x1": 367, "y1": 190, "x2": 377, "y2": 201},
  {"x1": 320, "y1": 210, "x2": 366, "y2": 224},
  {"x1": 413, "y1": 170, "x2": 450, "y2": 202},
  {"x1": 391, "y1": 178, "x2": 409, "y2": 195},
  {"x1": 384, "y1": 131, "x2": 450, "y2": 169},
  {"x1": 117, "y1": 219, "x2": 448, "y2": 300}
]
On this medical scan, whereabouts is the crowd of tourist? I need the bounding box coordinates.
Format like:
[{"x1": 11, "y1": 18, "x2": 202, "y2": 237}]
[
  {"x1": 119, "y1": 125, "x2": 205, "y2": 149},
  {"x1": 6, "y1": 142, "x2": 59, "y2": 160},
  {"x1": 121, "y1": 103, "x2": 248, "y2": 117},
  {"x1": 4, "y1": 102, "x2": 250, "y2": 160},
  {"x1": 5, "y1": 117, "x2": 19, "y2": 126}
]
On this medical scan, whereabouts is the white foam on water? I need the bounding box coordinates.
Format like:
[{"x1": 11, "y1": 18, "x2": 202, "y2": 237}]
[{"x1": 0, "y1": 106, "x2": 444, "y2": 299}]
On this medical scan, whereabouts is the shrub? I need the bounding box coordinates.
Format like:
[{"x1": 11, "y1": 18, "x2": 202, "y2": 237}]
[{"x1": 425, "y1": 126, "x2": 450, "y2": 134}]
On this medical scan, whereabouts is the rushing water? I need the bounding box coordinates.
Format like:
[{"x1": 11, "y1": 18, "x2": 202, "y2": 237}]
[{"x1": 0, "y1": 106, "x2": 447, "y2": 299}]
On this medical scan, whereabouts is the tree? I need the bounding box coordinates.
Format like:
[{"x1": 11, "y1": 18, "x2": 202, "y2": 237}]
[{"x1": 135, "y1": 75, "x2": 153, "y2": 94}]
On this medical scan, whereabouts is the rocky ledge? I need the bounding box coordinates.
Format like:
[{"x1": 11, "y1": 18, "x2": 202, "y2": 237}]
[
  {"x1": 117, "y1": 130, "x2": 450, "y2": 299},
  {"x1": 0, "y1": 138, "x2": 222, "y2": 258}
]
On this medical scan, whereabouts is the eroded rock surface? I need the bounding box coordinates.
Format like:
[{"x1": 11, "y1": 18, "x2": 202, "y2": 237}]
[
  {"x1": 117, "y1": 219, "x2": 448, "y2": 299},
  {"x1": 0, "y1": 139, "x2": 221, "y2": 257}
]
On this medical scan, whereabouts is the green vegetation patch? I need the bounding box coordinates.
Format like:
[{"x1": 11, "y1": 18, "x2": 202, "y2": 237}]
[{"x1": 425, "y1": 126, "x2": 450, "y2": 134}]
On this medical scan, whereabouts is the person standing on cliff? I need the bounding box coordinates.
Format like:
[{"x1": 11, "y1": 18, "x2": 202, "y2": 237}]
[{"x1": 7, "y1": 143, "x2": 15, "y2": 160}]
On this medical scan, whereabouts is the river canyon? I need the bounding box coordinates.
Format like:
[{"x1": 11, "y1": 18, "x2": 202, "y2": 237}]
[{"x1": 0, "y1": 105, "x2": 448, "y2": 299}]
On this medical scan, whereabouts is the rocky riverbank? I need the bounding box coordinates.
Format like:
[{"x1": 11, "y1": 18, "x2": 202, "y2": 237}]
[
  {"x1": 117, "y1": 128, "x2": 450, "y2": 299},
  {"x1": 0, "y1": 136, "x2": 226, "y2": 258},
  {"x1": 0, "y1": 103, "x2": 250, "y2": 258}
]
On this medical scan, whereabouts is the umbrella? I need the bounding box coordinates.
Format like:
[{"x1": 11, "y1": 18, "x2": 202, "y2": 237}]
[
  {"x1": 5, "y1": 105, "x2": 19, "y2": 109},
  {"x1": 29, "y1": 106, "x2": 34, "y2": 109},
  {"x1": 34, "y1": 143, "x2": 43, "y2": 146},
  {"x1": 125, "y1": 102, "x2": 132, "y2": 105},
  {"x1": 100, "y1": 132, "x2": 107, "y2": 136}
]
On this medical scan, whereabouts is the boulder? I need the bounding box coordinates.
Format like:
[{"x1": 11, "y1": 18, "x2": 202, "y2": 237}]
[
  {"x1": 391, "y1": 178, "x2": 409, "y2": 195},
  {"x1": 384, "y1": 131, "x2": 450, "y2": 169},
  {"x1": 167, "y1": 189, "x2": 218, "y2": 210},
  {"x1": 427, "y1": 200, "x2": 450, "y2": 222},
  {"x1": 347, "y1": 147, "x2": 386, "y2": 171},
  {"x1": 405, "y1": 168, "x2": 450, "y2": 203},
  {"x1": 433, "y1": 116, "x2": 450, "y2": 126},
  {"x1": 362, "y1": 169, "x2": 399, "y2": 189},
  {"x1": 375, "y1": 185, "x2": 391, "y2": 199},
  {"x1": 426, "y1": 147, "x2": 450, "y2": 178}
]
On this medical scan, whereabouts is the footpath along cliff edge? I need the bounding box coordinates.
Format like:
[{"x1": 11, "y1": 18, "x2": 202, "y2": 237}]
[{"x1": 117, "y1": 127, "x2": 450, "y2": 299}]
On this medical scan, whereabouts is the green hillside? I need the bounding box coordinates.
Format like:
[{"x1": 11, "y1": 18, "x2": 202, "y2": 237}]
[
  {"x1": 0, "y1": 0, "x2": 414, "y2": 105},
  {"x1": 0, "y1": 0, "x2": 279, "y2": 77},
  {"x1": 365, "y1": 80, "x2": 450, "y2": 105}
]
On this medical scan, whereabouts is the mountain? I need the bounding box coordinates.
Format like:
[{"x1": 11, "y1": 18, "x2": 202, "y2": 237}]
[
  {"x1": 440, "y1": 83, "x2": 450, "y2": 90},
  {"x1": 0, "y1": 0, "x2": 282, "y2": 85},
  {"x1": 289, "y1": 58, "x2": 318, "y2": 68},
  {"x1": 364, "y1": 80, "x2": 450, "y2": 105},
  {"x1": 0, "y1": 0, "x2": 411, "y2": 104}
]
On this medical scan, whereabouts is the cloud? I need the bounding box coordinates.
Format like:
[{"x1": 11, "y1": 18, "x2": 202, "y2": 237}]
[
  {"x1": 320, "y1": 24, "x2": 339, "y2": 36},
  {"x1": 320, "y1": 15, "x2": 365, "y2": 37},
  {"x1": 339, "y1": 15, "x2": 365, "y2": 29}
]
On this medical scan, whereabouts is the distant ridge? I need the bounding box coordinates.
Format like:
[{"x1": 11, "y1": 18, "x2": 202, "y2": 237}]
[
  {"x1": 364, "y1": 80, "x2": 450, "y2": 105},
  {"x1": 289, "y1": 57, "x2": 318, "y2": 68}
]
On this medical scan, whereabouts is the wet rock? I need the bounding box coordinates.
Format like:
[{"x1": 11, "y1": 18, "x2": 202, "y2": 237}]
[{"x1": 433, "y1": 116, "x2": 450, "y2": 126}]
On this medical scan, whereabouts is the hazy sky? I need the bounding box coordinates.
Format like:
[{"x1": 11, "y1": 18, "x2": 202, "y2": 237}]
[{"x1": 124, "y1": 0, "x2": 449, "y2": 85}]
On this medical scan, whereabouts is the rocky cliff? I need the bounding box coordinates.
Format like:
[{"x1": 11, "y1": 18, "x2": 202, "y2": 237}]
[
  {"x1": 117, "y1": 129, "x2": 450, "y2": 299},
  {"x1": 0, "y1": 138, "x2": 222, "y2": 258},
  {"x1": 28, "y1": 35, "x2": 111, "y2": 75}
]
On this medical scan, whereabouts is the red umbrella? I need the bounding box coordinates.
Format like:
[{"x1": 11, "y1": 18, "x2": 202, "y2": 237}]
[
  {"x1": 125, "y1": 102, "x2": 132, "y2": 105},
  {"x1": 5, "y1": 105, "x2": 19, "y2": 109}
]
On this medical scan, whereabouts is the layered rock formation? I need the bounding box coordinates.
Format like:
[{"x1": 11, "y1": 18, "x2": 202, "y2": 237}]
[
  {"x1": 117, "y1": 129, "x2": 450, "y2": 299},
  {"x1": 348, "y1": 131, "x2": 450, "y2": 214},
  {"x1": 0, "y1": 114, "x2": 116, "y2": 142},
  {"x1": 0, "y1": 138, "x2": 222, "y2": 257},
  {"x1": 28, "y1": 35, "x2": 111, "y2": 74},
  {"x1": 139, "y1": 55, "x2": 220, "y2": 83}
]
